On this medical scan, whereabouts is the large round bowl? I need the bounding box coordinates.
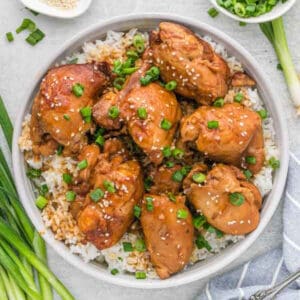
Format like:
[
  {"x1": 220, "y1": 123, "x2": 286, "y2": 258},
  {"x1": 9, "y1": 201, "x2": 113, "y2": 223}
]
[{"x1": 12, "y1": 13, "x2": 289, "y2": 289}]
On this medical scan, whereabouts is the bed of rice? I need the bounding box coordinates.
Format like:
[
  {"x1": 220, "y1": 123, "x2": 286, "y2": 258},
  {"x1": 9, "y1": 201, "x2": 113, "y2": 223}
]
[{"x1": 19, "y1": 29, "x2": 279, "y2": 279}]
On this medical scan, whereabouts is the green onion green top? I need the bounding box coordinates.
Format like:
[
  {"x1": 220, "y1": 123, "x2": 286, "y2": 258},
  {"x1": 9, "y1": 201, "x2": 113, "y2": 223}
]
[
  {"x1": 193, "y1": 215, "x2": 206, "y2": 230},
  {"x1": 35, "y1": 195, "x2": 48, "y2": 210},
  {"x1": 257, "y1": 109, "x2": 268, "y2": 119},
  {"x1": 172, "y1": 170, "x2": 184, "y2": 182},
  {"x1": 108, "y1": 106, "x2": 120, "y2": 119},
  {"x1": 135, "y1": 271, "x2": 146, "y2": 279},
  {"x1": 133, "y1": 34, "x2": 145, "y2": 53},
  {"x1": 133, "y1": 205, "x2": 141, "y2": 218},
  {"x1": 103, "y1": 180, "x2": 116, "y2": 193},
  {"x1": 111, "y1": 269, "x2": 119, "y2": 275},
  {"x1": 165, "y1": 80, "x2": 177, "y2": 91},
  {"x1": 65, "y1": 191, "x2": 76, "y2": 202},
  {"x1": 243, "y1": 169, "x2": 253, "y2": 180},
  {"x1": 80, "y1": 106, "x2": 92, "y2": 123},
  {"x1": 63, "y1": 114, "x2": 71, "y2": 121},
  {"x1": 137, "y1": 107, "x2": 147, "y2": 119},
  {"x1": 207, "y1": 120, "x2": 219, "y2": 129},
  {"x1": 72, "y1": 83, "x2": 84, "y2": 97},
  {"x1": 39, "y1": 184, "x2": 49, "y2": 196},
  {"x1": 213, "y1": 98, "x2": 224, "y2": 107},
  {"x1": 208, "y1": 7, "x2": 219, "y2": 18},
  {"x1": 144, "y1": 176, "x2": 153, "y2": 191},
  {"x1": 165, "y1": 161, "x2": 175, "y2": 168},
  {"x1": 90, "y1": 188, "x2": 104, "y2": 202},
  {"x1": 192, "y1": 172, "x2": 206, "y2": 184},
  {"x1": 177, "y1": 209, "x2": 188, "y2": 219},
  {"x1": 245, "y1": 156, "x2": 256, "y2": 164},
  {"x1": 160, "y1": 118, "x2": 172, "y2": 130},
  {"x1": 26, "y1": 168, "x2": 41, "y2": 178},
  {"x1": 6, "y1": 32, "x2": 14, "y2": 42},
  {"x1": 195, "y1": 234, "x2": 212, "y2": 251},
  {"x1": 269, "y1": 157, "x2": 280, "y2": 170},
  {"x1": 229, "y1": 192, "x2": 245, "y2": 206},
  {"x1": 135, "y1": 239, "x2": 146, "y2": 252},
  {"x1": 123, "y1": 242, "x2": 133, "y2": 252},
  {"x1": 162, "y1": 146, "x2": 172, "y2": 158},
  {"x1": 234, "y1": 92, "x2": 243, "y2": 103},
  {"x1": 95, "y1": 135, "x2": 105, "y2": 147},
  {"x1": 77, "y1": 159, "x2": 88, "y2": 170},
  {"x1": 172, "y1": 148, "x2": 184, "y2": 159},
  {"x1": 62, "y1": 173, "x2": 72, "y2": 184},
  {"x1": 145, "y1": 196, "x2": 154, "y2": 211},
  {"x1": 167, "y1": 192, "x2": 176, "y2": 202}
]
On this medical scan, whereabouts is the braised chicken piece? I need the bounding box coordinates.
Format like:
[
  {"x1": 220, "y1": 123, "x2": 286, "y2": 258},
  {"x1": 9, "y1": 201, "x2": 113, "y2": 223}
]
[
  {"x1": 77, "y1": 159, "x2": 143, "y2": 249},
  {"x1": 149, "y1": 164, "x2": 182, "y2": 194},
  {"x1": 140, "y1": 194, "x2": 194, "y2": 279},
  {"x1": 180, "y1": 103, "x2": 265, "y2": 174},
  {"x1": 92, "y1": 91, "x2": 122, "y2": 130},
  {"x1": 30, "y1": 63, "x2": 110, "y2": 156},
  {"x1": 148, "y1": 22, "x2": 230, "y2": 105},
  {"x1": 187, "y1": 164, "x2": 262, "y2": 235},
  {"x1": 120, "y1": 82, "x2": 182, "y2": 164},
  {"x1": 231, "y1": 72, "x2": 256, "y2": 87}
]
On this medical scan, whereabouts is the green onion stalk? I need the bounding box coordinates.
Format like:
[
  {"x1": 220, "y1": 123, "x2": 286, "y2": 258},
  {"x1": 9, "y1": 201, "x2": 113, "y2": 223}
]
[
  {"x1": 260, "y1": 17, "x2": 300, "y2": 114},
  {"x1": 0, "y1": 96, "x2": 74, "y2": 300}
]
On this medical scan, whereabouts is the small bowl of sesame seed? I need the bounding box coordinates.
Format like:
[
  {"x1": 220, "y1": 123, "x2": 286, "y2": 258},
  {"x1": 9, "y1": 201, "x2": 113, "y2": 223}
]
[{"x1": 20, "y1": 0, "x2": 93, "y2": 19}]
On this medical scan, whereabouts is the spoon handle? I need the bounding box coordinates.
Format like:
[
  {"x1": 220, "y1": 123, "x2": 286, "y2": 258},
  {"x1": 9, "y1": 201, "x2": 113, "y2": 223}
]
[{"x1": 249, "y1": 269, "x2": 300, "y2": 300}]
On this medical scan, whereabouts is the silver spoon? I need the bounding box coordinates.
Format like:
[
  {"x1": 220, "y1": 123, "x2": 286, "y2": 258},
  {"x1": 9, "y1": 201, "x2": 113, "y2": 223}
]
[{"x1": 249, "y1": 270, "x2": 300, "y2": 300}]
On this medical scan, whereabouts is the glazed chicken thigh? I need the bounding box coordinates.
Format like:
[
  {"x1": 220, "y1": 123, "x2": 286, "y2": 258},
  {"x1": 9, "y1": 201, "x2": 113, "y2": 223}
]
[
  {"x1": 180, "y1": 103, "x2": 265, "y2": 174},
  {"x1": 30, "y1": 63, "x2": 110, "y2": 156},
  {"x1": 187, "y1": 164, "x2": 262, "y2": 235},
  {"x1": 149, "y1": 22, "x2": 230, "y2": 105},
  {"x1": 140, "y1": 194, "x2": 194, "y2": 279}
]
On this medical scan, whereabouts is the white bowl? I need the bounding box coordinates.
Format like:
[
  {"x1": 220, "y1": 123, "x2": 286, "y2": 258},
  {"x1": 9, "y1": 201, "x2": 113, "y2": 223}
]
[
  {"x1": 20, "y1": 0, "x2": 92, "y2": 19},
  {"x1": 12, "y1": 13, "x2": 289, "y2": 289},
  {"x1": 209, "y1": 0, "x2": 296, "y2": 23}
]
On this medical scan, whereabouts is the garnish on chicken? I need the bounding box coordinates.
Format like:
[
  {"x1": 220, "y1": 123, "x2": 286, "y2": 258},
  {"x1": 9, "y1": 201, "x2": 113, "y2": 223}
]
[
  {"x1": 187, "y1": 164, "x2": 262, "y2": 235},
  {"x1": 140, "y1": 194, "x2": 194, "y2": 279},
  {"x1": 180, "y1": 103, "x2": 265, "y2": 174},
  {"x1": 30, "y1": 63, "x2": 110, "y2": 156},
  {"x1": 148, "y1": 22, "x2": 230, "y2": 105}
]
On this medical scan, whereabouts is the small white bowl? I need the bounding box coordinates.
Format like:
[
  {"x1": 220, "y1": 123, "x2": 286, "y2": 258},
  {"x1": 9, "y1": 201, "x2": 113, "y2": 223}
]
[
  {"x1": 13, "y1": 14, "x2": 289, "y2": 289},
  {"x1": 209, "y1": 0, "x2": 296, "y2": 23},
  {"x1": 20, "y1": 0, "x2": 92, "y2": 19}
]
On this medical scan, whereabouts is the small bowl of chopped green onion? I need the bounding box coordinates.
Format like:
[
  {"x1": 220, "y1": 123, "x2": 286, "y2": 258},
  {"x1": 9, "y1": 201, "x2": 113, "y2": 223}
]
[{"x1": 209, "y1": 0, "x2": 296, "y2": 23}]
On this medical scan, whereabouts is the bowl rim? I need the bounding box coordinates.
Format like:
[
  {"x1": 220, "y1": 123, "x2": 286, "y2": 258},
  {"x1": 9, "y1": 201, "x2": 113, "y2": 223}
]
[
  {"x1": 12, "y1": 13, "x2": 289, "y2": 289},
  {"x1": 208, "y1": 0, "x2": 297, "y2": 24}
]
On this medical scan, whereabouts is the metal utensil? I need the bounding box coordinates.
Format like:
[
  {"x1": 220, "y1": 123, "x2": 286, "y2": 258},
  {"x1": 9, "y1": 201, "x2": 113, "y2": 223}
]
[{"x1": 249, "y1": 269, "x2": 300, "y2": 300}]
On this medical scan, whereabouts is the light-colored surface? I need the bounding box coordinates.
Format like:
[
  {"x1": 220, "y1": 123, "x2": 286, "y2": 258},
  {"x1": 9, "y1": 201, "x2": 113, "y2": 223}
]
[
  {"x1": 11, "y1": 13, "x2": 289, "y2": 290},
  {"x1": 209, "y1": 0, "x2": 296, "y2": 23},
  {"x1": 20, "y1": 0, "x2": 93, "y2": 19},
  {"x1": 0, "y1": 0, "x2": 299, "y2": 299}
]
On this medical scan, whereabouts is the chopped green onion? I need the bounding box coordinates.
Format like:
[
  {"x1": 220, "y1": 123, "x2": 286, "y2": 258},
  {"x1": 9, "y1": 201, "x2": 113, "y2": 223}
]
[
  {"x1": 172, "y1": 170, "x2": 184, "y2": 182},
  {"x1": 72, "y1": 83, "x2": 84, "y2": 97},
  {"x1": 123, "y1": 242, "x2": 133, "y2": 252},
  {"x1": 177, "y1": 209, "x2": 188, "y2": 219},
  {"x1": 26, "y1": 168, "x2": 41, "y2": 179},
  {"x1": 133, "y1": 205, "x2": 141, "y2": 218},
  {"x1": 39, "y1": 184, "x2": 49, "y2": 196},
  {"x1": 243, "y1": 169, "x2": 253, "y2": 180},
  {"x1": 269, "y1": 157, "x2": 280, "y2": 169},
  {"x1": 205, "y1": 224, "x2": 224, "y2": 238},
  {"x1": 180, "y1": 165, "x2": 192, "y2": 176},
  {"x1": 140, "y1": 74, "x2": 152, "y2": 86},
  {"x1": 140, "y1": 67, "x2": 160, "y2": 85},
  {"x1": 207, "y1": 120, "x2": 219, "y2": 129},
  {"x1": 135, "y1": 239, "x2": 146, "y2": 252},
  {"x1": 62, "y1": 173, "x2": 72, "y2": 184},
  {"x1": 77, "y1": 159, "x2": 88, "y2": 170},
  {"x1": 108, "y1": 106, "x2": 120, "y2": 119},
  {"x1": 160, "y1": 118, "x2": 172, "y2": 130},
  {"x1": 6, "y1": 32, "x2": 14, "y2": 42},
  {"x1": 95, "y1": 135, "x2": 105, "y2": 147},
  {"x1": 213, "y1": 98, "x2": 224, "y2": 107},
  {"x1": 103, "y1": 180, "x2": 116, "y2": 193},
  {"x1": 67, "y1": 57, "x2": 78, "y2": 64},
  {"x1": 165, "y1": 80, "x2": 177, "y2": 91},
  {"x1": 192, "y1": 172, "x2": 206, "y2": 184},
  {"x1": 167, "y1": 192, "x2": 176, "y2": 202},
  {"x1": 208, "y1": 7, "x2": 219, "y2": 18},
  {"x1": 63, "y1": 114, "x2": 70, "y2": 121},
  {"x1": 245, "y1": 156, "x2": 256, "y2": 164},
  {"x1": 126, "y1": 50, "x2": 139, "y2": 59},
  {"x1": 90, "y1": 188, "x2": 104, "y2": 202},
  {"x1": 193, "y1": 215, "x2": 206, "y2": 230},
  {"x1": 165, "y1": 161, "x2": 174, "y2": 168},
  {"x1": 25, "y1": 29, "x2": 45, "y2": 46},
  {"x1": 144, "y1": 177, "x2": 153, "y2": 191},
  {"x1": 145, "y1": 196, "x2": 154, "y2": 211},
  {"x1": 133, "y1": 34, "x2": 145, "y2": 53},
  {"x1": 195, "y1": 235, "x2": 212, "y2": 251},
  {"x1": 234, "y1": 92, "x2": 243, "y2": 103},
  {"x1": 65, "y1": 191, "x2": 76, "y2": 202},
  {"x1": 35, "y1": 196, "x2": 48, "y2": 210},
  {"x1": 111, "y1": 269, "x2": 119, "y2": 275},
  {"x1": 162, "y1": 146, "x2": 172, "y2": 158},
  {"x1": 257, "y1": 109, "x2": 268, "y2": 119},
  {"x1": 229, "y1": 192, "x2": 245, "y2": 206},
  {"x1": 80, "y1": 106, "x2": 92, "y2": 123},
  {"x1": 137, "y1": 107, "x2": 147, "y2": 119},
  {"x1": 113, "y1": 77, "x2": 126, "y2": 91},
  {"x1": 56, "y1": 145, "x2": 64, "y2": 156},
  {"x1": 172, "y1": 148, "x2": 184, "y2": 159},
  {"x1": 135, "y1": 271, "x2": 146, "y2": 279},
  {"x1": 239, "y1": 22, "x2": 247, "y2": 26},
  {"x1": 16, "y1": 19, "x2": 36, "y2": 34}
]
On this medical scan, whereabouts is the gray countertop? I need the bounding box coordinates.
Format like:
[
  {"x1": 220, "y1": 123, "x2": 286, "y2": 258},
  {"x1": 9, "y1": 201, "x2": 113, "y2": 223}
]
[{"x1": 0, "y1": 0, "x2": 299, "y2": 299}]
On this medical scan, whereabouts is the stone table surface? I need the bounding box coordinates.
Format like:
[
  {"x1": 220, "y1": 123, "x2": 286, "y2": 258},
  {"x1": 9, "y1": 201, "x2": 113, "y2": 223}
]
[{"x1": 0, "y1": 0, "x2": 299, "y2": 299}]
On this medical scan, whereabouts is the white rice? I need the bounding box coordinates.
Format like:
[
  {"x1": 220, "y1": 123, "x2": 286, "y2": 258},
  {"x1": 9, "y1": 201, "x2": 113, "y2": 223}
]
[{"x1": 19, "y1": 28, "x2": 279, "y2": 278}]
